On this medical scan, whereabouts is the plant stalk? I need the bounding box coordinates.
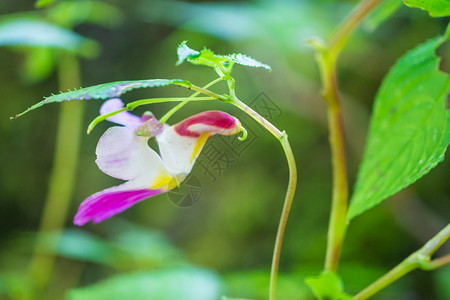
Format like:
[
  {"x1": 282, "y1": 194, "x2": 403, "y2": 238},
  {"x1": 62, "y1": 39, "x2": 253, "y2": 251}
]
[
  {"x1": 314, "y1": 0, "x2": 384, "y2": 273},
  {"x1": 354, "y1": 223, "x2": 450, "y2": 300},
  {"x1": 28, "y1": 54, "x2": 83, "y2": 289},
  {"x1": 160, "y1": 78, "x2": 223, "y2": 123},
  {"x1": 231, "y1": 97, "x2": 297, "y2": 300},
  {"x1": 185, "y1": 80, "x2": 298, "y2": 300}
]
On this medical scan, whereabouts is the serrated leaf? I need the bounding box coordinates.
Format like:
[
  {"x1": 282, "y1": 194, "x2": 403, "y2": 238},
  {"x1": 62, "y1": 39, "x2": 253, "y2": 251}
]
[
  {"x1": 403, "y1": 0, "x2": 450, "y2": 17},
  {"x1": 305, "y1": 271, "x2": 352, "y2": 300},
  {"x1": 228, "y1": 53, "x2": 271, "y2": 71},
  {"x1": 0, "y1": 18, "x2": 99, "y2": 57},
  {"x1": 176, "y1": 41, "x2": 200, "y2": 65},
  {"x1": 348, "y1": 35, "x2": 450, "y2": 220},
  {"x1": 176, "y1": 41, "x2": 271, "y2": 71},
  {"x1": 12, "y1": 79, "x2": 189, "y2": 119},
  {"x1": 67, "y1": 267, "x2": 223, "y2": 300}
]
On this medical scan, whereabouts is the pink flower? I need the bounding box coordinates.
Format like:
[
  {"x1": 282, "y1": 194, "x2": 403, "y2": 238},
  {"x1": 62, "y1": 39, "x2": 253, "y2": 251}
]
[{"x1": 74, "y1": 98, "x2": 241, "y2": 225}]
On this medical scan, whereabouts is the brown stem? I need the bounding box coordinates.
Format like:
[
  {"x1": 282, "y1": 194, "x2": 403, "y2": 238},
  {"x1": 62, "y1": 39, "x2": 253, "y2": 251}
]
[{"x1": 313, "y1": 0, "x2": 384, "y2": 273}]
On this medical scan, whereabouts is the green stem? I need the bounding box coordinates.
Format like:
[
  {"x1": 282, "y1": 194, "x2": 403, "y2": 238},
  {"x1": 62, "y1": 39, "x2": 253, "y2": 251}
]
[
  {"x1": 313, "y1": 0, "x2": 383, "y2": 273},
  {"x1": 87, "y1": 96, "x2": 215, "y2": 133},
  {"x1": 328, "y1": 0, "x2": 384, "y2": 58},
  {"x1": 181, "y1": 79, "x2": 297, "y2": 300},
  {"x1": 28, "y1": 54, "x2": 83, "y2": 290},
  {"x1": 159, "y1": 78, "x2": 223, "y2": 124},
  {"x1": 223, "y1": 73, "x2": 297, "y2": 300},
  {"x1": 353, "y1": 223, "x2": 450, "y2": 300},
  {"x1": 230, "y1": 97, "x2": 297, "y2": 300},
  {"x1": 126, "y1": 96, "x2": 216, "y2": 110}
]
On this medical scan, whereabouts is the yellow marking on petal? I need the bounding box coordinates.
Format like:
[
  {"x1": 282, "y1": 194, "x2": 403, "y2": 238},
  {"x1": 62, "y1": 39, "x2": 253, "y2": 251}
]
[
  {"x1": 150, "y1": 171, "x2": 178, "y2": 190},
  {"x1": 190, "y1": 132, "x2": 210, "y2": 163}
]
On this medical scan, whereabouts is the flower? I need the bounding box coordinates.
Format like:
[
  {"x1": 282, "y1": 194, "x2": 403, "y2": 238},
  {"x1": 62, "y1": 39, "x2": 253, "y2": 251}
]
[{"x1": 74, "y1": 98, "x2": 241, "y2": 225}]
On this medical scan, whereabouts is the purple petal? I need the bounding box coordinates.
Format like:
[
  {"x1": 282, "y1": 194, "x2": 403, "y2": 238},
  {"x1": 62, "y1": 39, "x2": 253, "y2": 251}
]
[
  {"x1": 74, "y1": 186, "x2": 163, "y2": 226},
  {"x1": 100, "y1": 98, "x2": 143, "y2": 129}
]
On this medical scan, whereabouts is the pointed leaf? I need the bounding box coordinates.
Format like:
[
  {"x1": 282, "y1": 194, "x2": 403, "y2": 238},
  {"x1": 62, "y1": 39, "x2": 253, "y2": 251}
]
[
  {"x1": 228, "y1": 53, "x2": 271, "y2": 71},
  {"x1": 67, "y1": 267, "x2": 223, "y2": 300},
  {"x1": 12, "y1": 79, "x2": 189, "y2": 119},
  {"x1": 403, "y1": 0, "x2": 450, "y2": 17},
  {"x1": 0, "y1": 18, "x2": 99, "y2": 57},
  {"x1": 348, "y1": 34, "x2": 450, "y2": 220},
  {"x1": 176, "y1": 41, "x2": 271, "y2": 71},
  {"x1": 176, "y1": 41, "x2": 200, "y2": 65}
]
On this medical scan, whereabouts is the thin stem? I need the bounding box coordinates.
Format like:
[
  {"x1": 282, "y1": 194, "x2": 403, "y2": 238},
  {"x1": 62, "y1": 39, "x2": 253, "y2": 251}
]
[
  {"x1": 316, "y1": 41, "x2": 349, "y2": 274},
  {"x1": 87, "y1": 96, "x2": 215, "y2": 134},
  {"x1": 179, "y1": 82, "x2": 229, "y2": 102},
  {"x1": 324, "y1": 104, "x2": 348, "y2": 272},
  {"x1": 313, "y1": 0, "x2": 384, "y2": 273},
  {"x1": 230, "y1": 97, "x2": 297, "y2": 300},
  {"x1": 126, "y1": 96, "x2": 216, "y2": 110},
  {"x1": 425, "y1": 254, "x2": 450, "y2": 270},
  {"x1": 28, "y1": 54, "x2": 83, "y2": 289},
  {"x1": 160, "y1": 77, "x2": 223, "y2": 124},
  {"x1": 176, "y1": 80, "x2": 297, "y2": 300},
  {"x1": 354, "y1": 223, "x2": 450, "y2": 300}
]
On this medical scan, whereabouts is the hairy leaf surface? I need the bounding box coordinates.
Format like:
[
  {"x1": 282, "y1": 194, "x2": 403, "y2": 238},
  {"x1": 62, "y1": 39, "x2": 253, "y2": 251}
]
[{"x1": 348, "y1": 34, "x2": 450, "y2": 220}]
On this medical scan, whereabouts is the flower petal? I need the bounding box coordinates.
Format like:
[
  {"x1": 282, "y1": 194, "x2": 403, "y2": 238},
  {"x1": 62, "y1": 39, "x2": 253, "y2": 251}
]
[
  {"x1": 174, "y1": 111, "x2": 240, "y2": 138},
  {"x1": 95, "y1": 126, "x2": 169, "y2": 182},
  {"x1": 156, "y1": 111, "x2": 240, "y2": 175},
  {"x1": 100, "y1": 98, "x2": 143, "y2": 129},
  {"x1": 74, "y1": 181, "x2": 164, "y2": 225}
]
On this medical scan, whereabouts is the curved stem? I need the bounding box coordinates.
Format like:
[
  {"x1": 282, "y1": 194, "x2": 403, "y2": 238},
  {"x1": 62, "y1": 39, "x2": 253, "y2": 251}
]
[
  {"x1": 181, "y1": 80, "x2": 297, "y2": 300},
  {"x1": 160, "y1": 78, "x2": 223, "y2": 124},
  {"x1": 28, "y1": 54, "x2": 83, "y2": 290},
  {"x1": 354, "y1": 223, "x2": 450, "y2": 300},
  {"x1": 230, "y1": 97, "x2": 297, "y2": 300}
]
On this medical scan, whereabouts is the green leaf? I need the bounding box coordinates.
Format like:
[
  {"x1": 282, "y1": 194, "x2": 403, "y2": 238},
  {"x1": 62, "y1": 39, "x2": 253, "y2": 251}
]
[
  {"x1": 365, "y1": 0, "x2": 403, "y2": 31},
  {"x1": 12, "y1": 79, "x2": 189, "y2": 119},
  {"x1": 176, "y1": 42, "x2": 271, "y2": 71},
  {"x1": 348, "y1": 34, "x2": 450, "y2": 220},
  {"x1": 67, "y1": 267, "x2": 223, "y2": 300},
  {"x1": 0, "y1": 18, "x2": 99, "y2": 57},
  {"x1": 228, "y1": 53, "x2": 271, "y2": 71},
  {"x1": 176, "y1": 41, "x2": 200, "y2": 65},
  {"x1": 38, "y1": 230, "x2": 124, "y2": 266},
  {"x1": 304, "y1": 271, "x2": 352, "y2": 300},
  {"x1": 403, "y1": 0, "x2": 450, "y2": 17}
]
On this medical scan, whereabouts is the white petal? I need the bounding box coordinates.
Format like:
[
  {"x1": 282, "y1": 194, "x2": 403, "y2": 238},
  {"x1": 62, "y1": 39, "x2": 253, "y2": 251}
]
[
  {"x1": 95, "y1": 126, "x2": 169, "y2": 184},
  {"x1": 156, "y1": 125, "x2": 209, "y2": 176}
]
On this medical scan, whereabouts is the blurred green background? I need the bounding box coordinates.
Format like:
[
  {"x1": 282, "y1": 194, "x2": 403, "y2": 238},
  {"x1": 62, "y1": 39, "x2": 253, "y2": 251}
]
[{"x1": 0, "y1": 0, "x2": 449, "y2": 299}]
